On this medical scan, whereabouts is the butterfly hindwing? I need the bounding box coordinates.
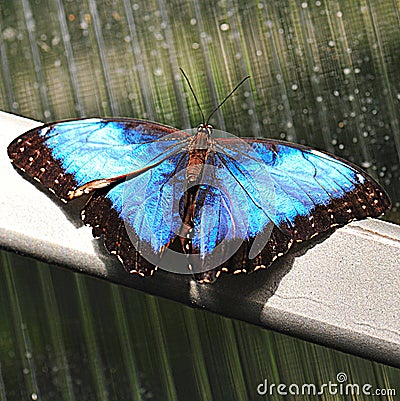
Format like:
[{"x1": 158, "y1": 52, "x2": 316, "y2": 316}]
[
  {"x1": 87, "y1": 150, "x2": 190, "y2": 274},
  {"x1": 82, "y1": 191, "x2": 156, "y2": 276}
]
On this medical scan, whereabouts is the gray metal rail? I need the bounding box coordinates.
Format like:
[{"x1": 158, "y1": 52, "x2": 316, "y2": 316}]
[{"x1": 1, "y1": 111, "x2": 399, "y2": 367}]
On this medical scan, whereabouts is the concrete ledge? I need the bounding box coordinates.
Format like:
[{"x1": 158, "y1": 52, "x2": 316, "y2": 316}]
[{"x1": 1, "y1": 110, "x2": 399, "y2": 367}]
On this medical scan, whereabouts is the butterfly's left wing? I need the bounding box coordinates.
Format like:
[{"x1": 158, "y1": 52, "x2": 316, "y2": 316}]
[{"x1": 242, "y1": 138, "x2": 391, "y2": 235}]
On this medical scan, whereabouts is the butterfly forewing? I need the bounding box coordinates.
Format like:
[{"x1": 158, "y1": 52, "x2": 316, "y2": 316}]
[
  {"x1": 8, "y1": 118, "x2": 189, "y2": 201},
  {"x1": 240, "y1": 138, "x2": 391, "y2": 240}
]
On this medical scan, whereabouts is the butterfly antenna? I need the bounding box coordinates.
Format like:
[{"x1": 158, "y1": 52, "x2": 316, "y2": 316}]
[
  {"x1": 180, "y1": 68, "x2": 206, "y2": 125},
  {"x1": 206, "y1": 75, "x2": 250, "y2": 125}
]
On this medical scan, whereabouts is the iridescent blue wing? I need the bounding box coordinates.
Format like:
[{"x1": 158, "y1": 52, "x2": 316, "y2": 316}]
[
  {"x1": 8, "y1": 118, "x2": 189, "y2": 201},
  {"x1": 198, "y1": 137, "x2": 391, "y2": 280},
  {"x1": 184, "y1": 146, "x2": 278, "y2": 280},
  {"x1": 243, "y1": 138, "x2": 391, "y2": 233},
  {"x1": 81, "y1": 149, "x2": 190, "y2": 277},
  {"x1": 85, "y1": 139, "x2": 275, "y2": 281},
  {"x1": 8, "y1": 118, "x2": 191, "y2": 277}
]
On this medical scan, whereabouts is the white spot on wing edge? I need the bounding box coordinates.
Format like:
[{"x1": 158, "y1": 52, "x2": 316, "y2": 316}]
[
  {"x1": 40, "y1": 126, "x2": 51, "y2": 136},
  {"x1": 82, "y1": 118, "x2": 103, "y2": 124},
  {"x1": 309, "y1": 149, "x2": 328, "y2": 159},
  {"x1": 356, "y1": 173, "x2": 366, "y2": 183}
]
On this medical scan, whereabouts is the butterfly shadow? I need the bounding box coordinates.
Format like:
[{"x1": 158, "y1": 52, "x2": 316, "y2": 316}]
[
  {"x1": 190, "y1": 229, "x2": 336, "y2": 324},
  {"x1": 80, "y1": 224, "x2": 338, "y2": 325},
  {"x1": 14, "y1": 168, "x2": 86, "y2": 228}
]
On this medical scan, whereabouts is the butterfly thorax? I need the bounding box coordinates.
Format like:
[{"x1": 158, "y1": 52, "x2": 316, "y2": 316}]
[{"x1": 186, "y1": 124, "x2": 213, "y2": 183}]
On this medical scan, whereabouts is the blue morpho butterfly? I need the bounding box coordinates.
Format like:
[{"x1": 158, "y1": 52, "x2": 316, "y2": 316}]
[{"x1": 7, "y1": 74, "x2": 391, "y2": 283}]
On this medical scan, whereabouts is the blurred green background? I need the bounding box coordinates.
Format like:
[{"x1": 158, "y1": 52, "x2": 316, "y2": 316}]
[{"x1": 0, "y1": 0, "x2": 399, "y2": 400}]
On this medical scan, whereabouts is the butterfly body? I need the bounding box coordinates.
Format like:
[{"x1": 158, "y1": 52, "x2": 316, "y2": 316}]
[
  {"x1": 8, "y1": 117, "x2": 391, "y2": 282},
  {"x1": 186, "y1": 125, "x2": 213, "y2": 182}
]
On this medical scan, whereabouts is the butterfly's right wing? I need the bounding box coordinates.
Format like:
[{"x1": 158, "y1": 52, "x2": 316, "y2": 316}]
[
  {"x1": 8, "y1": 118, "x2": 190, "y2": 201},
  {"x1": 8, "y1": 118, "x2": 192, "y2": 277}
]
